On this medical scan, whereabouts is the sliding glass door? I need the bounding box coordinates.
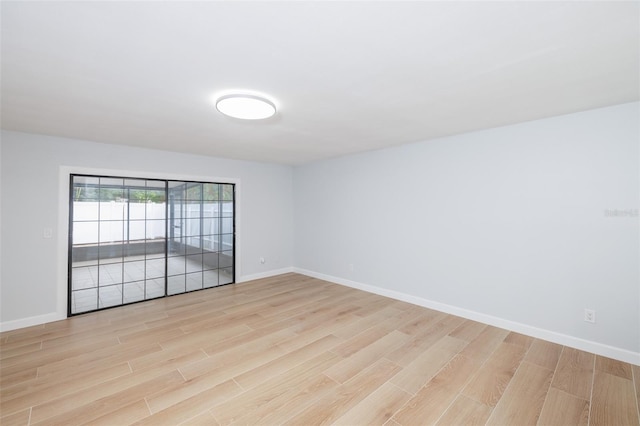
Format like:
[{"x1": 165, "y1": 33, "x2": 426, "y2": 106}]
[
  {"x1": 68, "y1": 175, "x2": 235, "y2": 316},
  {"x1": 167, "y1": 181, "x2": 234, "y2": 295}
]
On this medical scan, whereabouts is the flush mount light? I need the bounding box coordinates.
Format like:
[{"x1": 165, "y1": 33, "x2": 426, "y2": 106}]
[{"x1": 215, "y1": 94, "x2": 276, "y2": 120}]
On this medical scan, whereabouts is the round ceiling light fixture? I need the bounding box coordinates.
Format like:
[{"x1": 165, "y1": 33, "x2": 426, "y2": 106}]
[{"x1": 215, "y1": 94, "x2": 276, "y2": 120}]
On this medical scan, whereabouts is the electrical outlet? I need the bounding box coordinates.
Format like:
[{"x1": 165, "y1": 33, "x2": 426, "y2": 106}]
[
  {"x1": 584, "y1": 309, "x2": 596, "y2": 323},
  {"x1": 259, "y1": 257, "x2": 266, "y2": 264}
]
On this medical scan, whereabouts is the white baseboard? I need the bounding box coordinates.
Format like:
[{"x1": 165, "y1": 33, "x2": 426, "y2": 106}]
[
  {"x1": 236, "y1": 267, "x2": 295, "y2": 284},
  {"x1": 0, "y1": 312, "x2": 66, "y2": 333},
  {"x1": 294, "y1": 267, "x2": 640, "y2": 366}
]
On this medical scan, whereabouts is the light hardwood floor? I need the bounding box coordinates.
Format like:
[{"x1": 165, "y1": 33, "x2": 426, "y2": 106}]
[{"x1": 1, "y1": 273, "x2": 639, "y2": 425}]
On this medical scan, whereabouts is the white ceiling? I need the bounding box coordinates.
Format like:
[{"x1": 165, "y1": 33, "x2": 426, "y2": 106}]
[{"x1": 1, "y1": 1, "x2": 638, "y2": 165}]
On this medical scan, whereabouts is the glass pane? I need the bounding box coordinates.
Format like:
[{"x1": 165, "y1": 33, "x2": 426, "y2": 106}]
[
  {"x1": 100, "y1": 201, "x2": 126, "y2": 221},
  {"x1": 186, "y1": 254, "x2": 203, "y2": 273},
  {"x1": 128, "y1": 220, "x2": 146, "y2": 241},
  {"x1": 185, "y1": 238, "x2": 201, "y2": 254},
  {"x1": 73, "y1": 202, "x2": 99, "y2": 221},
  {"x1": 145, "y1": 278, "x2": 165, "y2": 299},
  {"x1": 146, "y1": 219, "x2": 166, "y2": 240},
  {"x1": 221, "y1": 234, "x2": 233, "y2": 252},
  {"x1": 220, "y1": 268, "x2": 233, "y2": 285},
  {"x1": 99, "y1": 263, "x2": 122, "y2": 286},
  {"x1": 71, "y1": 266, "x2": 97, "y2": 290},
  {"x1": 123, "y1": 281, "x2": 145, "y2": 304},
  {"x1": 99, "y1": 221, "x2": 124, "y2": 243},
  {"x1": 99, "y1": 178, "x2": 124, "y2": 201},
  {"x1": 168, "y1": 239, "x2": 185, "y2": 256},
  {"x1": 146, "y1": 240, "x2": 165, "y2": 259},
  {"x1": 219, "y1": 251, "x2": 233, "y2": 269},
  {"x1": 185, "y1": 183, "x2": 202, "y2": 201},
  {"x1": 146, "y1": 258, "x2": 165, "y2": 279},
  {"x1": 124, "y1": 178, "x2": 146, "y2": 188},
  {"x1": 171, "y1": 203, "x2": 183, "y2": 219},
  {"x1": 124, "y1": 261, "x2": 145, "y2": 283},
  {"x1": 128, "y1": 202, "x2": 146, "y2": 220},
  {"x1": 203, "y1": 183, "x2": 219, "y2": 201},
  {"x1": 184, "y1": 218, "x2": 200, "y2": 237},
  {"x1": 203, "y1": 252, "x2": 218, "y2": 270},
  {"x1": 73, "y1": 222, "x2": 98, "y2": 245},
  {"x1": 202, "y1": 236, "x2": 217, "y2": 253},
  {"x1": 147, "y1": 188, "x2": 166, "y2": 205},
  {"x1": 72, "y1": 176, "x2": 99, "y2": 201},
  {"x1": 200, "y1": 204, "x2": 213, "y2": 220},
  {"x1": 203, "y1": 270, "x2": 219, "y2": 288},
  {"x1": 146, "y1": 180, "x2": 166, "y2": 189},
  {"x1": 167, "y1": 275, "x2": 185, "y2": 295},
  {"x1": 99, "y1": 285, "x2": 122, "y2": 308},
  {"x1": 201, "y1": 217, "x2": 214, "y2": 235},
  {"x1": 186, "y1": 272, "x2": 203, "y2": 291},
  {"x1": 99, "y1": 244, "x2": 123, "y2": 263},
  {"x1": 221, "y1": 184, "x2": 233, "y2": 201},
  {"x1": 221, "y1": 201, "x2": 233, "y2": 217},
  {"x1": 167, "y1": 256, "x2": 186, "y2": 276},
  {"x1": 73, "y1": 288, "x2": 98, "y2": 313},
  {"x1": 185, "y1": 201, "x2": 201, "y2": 218},
  {"x1": 221, "y1": 218, "x2": 233, "y2": 234}
]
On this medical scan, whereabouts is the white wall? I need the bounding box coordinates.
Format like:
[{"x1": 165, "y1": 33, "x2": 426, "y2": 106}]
[
  {"x1": 294, "y1": 102, "x2": 639, "y2": 362},
  {"x1": 0, "y1": 131, "x2": 294, "y2": 329}
]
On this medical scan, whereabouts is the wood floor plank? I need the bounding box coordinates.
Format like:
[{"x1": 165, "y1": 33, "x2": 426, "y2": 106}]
[
  {"x1": 128, "y1": 347, "x2": 208, "y2": 373},
  {"x1": 385, "y1": 315, "x2": 465, "y2": 367},
  {"x1": 447, "y1": 319, "x2": 487, "y2": 342},
  {"x1": 390, "y1": 335, "x2": 467, "y2": 394},
  {"x1": 86, "y1": 399, "x2": 150, "y2": 426},
  {"x1": 537, "y1": 388, "x2": 589, "y2": 426},
  {"x1": 35, "y1": 340, "x2": 162, "y2": 378},
  {"x1": 329, "y1": 322, "x2": 394, "y2": 358},
  {"x1": 633, "y1": 365, "x2": 640, "y2": 422},
  {"x1": 333, "y1": 382, "x2": 412, "y2": 426},
  {"x1": 596, "y1": 354, "x2": 633, "y2": 379},
  {"x1": 524, "y1": 339, "x2": 563, "y2": 371},
  {"x1": 486, "y1": 361, "x2": 553, "y2": 425},
  {"x1": 393, "y1": 354, "x2": 481, "y2": 425},
  {"x1": 0, "y1": 367, "x2": 38, "y2": 390},
  {"x1": 389, "y1": 305, "x2": 441, "y2": 336},
  {"x1": 284, "y1": 358, "x2": 402, "y2": 426},
  {"x1": 233, "y1": 334, "x2": 342, "y2": 390},
  {"x1": 30, "y1": 370, "x2": 185, "y2": 425},
  {"x1": 0, "y1": 341, "x2": 42, "y2": 360},
  {"x1": 590, "y1": 371, "x2": 639, "y2": 426},
  {"x1": 461, "y1": 341, "x2": 527, "y2": 407},
  {"x1": 435, "y1": 394, "x2": 493, "y2": 426},
  {"x1": 0, "y1": 407, "x2": 30, "y2": 426},
  {"x1": 0, "y1": 362, "x2": 132, "y2": 417},
  {"x1": 213, "y1": 352, "x2": 341, "y2": 425},
  {"x1": 179, "y1": 410, "x2": 220, "y2": 426},
  {"x1": 0, "y1": 337, "x2": 120, "y2": 371},
  {"x1": 458, "y1": 325, "x2": 510, "y2": 364},
  {"x1": 135, "y1": 379, "x2": 242, "y2": 426},
  {"x1": 180, "y1": 329, "x2": 295, "y2": 381},
  {"x1": 325, "y1": 330, "x2": 409, "y2": 384},
  {"x1": 159, "y1": 324, "x2": 251, "y2": 351},
  {"x1": 551, "y1": 347, "x2": 594, "y2": 400},
  {"x1": 503, "y1": 331, "x2": 534, "y2": 349}
]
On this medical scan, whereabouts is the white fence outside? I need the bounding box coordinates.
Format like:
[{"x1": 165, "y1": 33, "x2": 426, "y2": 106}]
[{"x1": 72, "y1": 201, "x2": 233, "y2": 248}]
